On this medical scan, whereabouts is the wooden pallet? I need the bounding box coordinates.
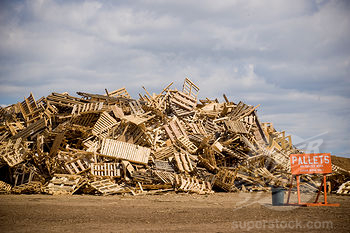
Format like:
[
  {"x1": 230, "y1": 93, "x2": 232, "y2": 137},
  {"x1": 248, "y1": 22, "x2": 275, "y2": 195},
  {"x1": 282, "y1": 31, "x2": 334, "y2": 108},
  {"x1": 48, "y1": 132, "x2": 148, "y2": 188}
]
[
  {"x1": 108, "y1": 87, "x2": 131, "y2": 99},
  {"x1": 132, "y1": 170, "x2": 160, "y2": 184},
  {"x1": 71, "y1": 102, "x2": 104, "y2": 115},
  {"x1": 153, "y1": 170, "x2": 175, "y2": 184},
  {"x1": 164, "y1": 117, "x2": 187, "y2": 142},
  {"x1": 129, "y1": 100, "x2": 144, "y2": 115},
  {"x1": 337, "y1": 181, "x2": 350, "y2": 195},
  {"x1": 128, "y1": 125, "x2": 151, "y2": 146},
  {"x1": 214, "y1": 169, "x2": 237, "y2": 192},
  {"x1": 48, "y1": 132, "x2": 65, "y2": 157},
  {"x1": 46, "y1": 174, "x2": 86, "y2": 195},
  {"x1": 12, "y1": 181, "x2": 43, "y2": 194},
  {"x1": 5, "y1": 121, "x2": 25, "y2": 136},
  {"x1": 121, "y1": 160, "x2": 135, "y2": 176},
  {"x1": 16, "y1": 92, "x2": 41, "y2": 124},
  {"x1": 100, "y1": 138, "x2": 151, "y2": 164},
  {"x1": 92, "y1": 111, "x2": 118, "y2": 137},
  {"x1": 222, "y1": 146, "x2": 249, "y2": 160},
  {"x1": 187, "y1": 121, "x2": 207, "y2": 135},
  {"x1": 154, "y1": 146, "x2": 175, "y2": 160},
  {"x1": 0, "y1": 180, "x2": 12, "y2": 193},
  {"x1": 83, "y1": 138, "x2": 99, "y2": 152},
  {"x1": 170, "y1": 91, "x2": 197, "y2": 111},
  {"x1": 91, "y1": 163, "x2": 122, "y2": 177},
  {"x1": 71, "y1": 112, "x2": 100, "y2": 127},
  {"x1": 13, "y1": 163, "x2": 37, "y2": 186},
  {"x1": 65, "y1": 157, "x2": 92, "y2": 175},
  {"x1": 89, "y1": 179, "x2": 124, "y2": 195},
  {"x1": 169, "y1": 102, "x2": 195, "y2": 117},
  {"x1": 0, "y1": 138, "x2": 27, "y2": 167},
  {"x1": 123, "y1": 111, "x2": 155, "y2": 126},
  {"x1": 174, "y1": 174, "x2": 212, "y2": 194},
  {"x1": 224, "y1": 120, "x2": 248, "y2": 134},
  {"x1": 47, "y1": 92, "x2": 87, "y2": 107},
  {"x1": 177, "y1": 135, "x2": 197, "y2": 154},
  {"x1": 154, "y1": 160, "x2": 175, "y2": 172},
  {"x1": 203, "y1": 118, "x2": 219, "y2": 135},
  {"x1": 182, "y1": 77, "x2": 199, "y2": 100},
  {"x1": 12, "y1": 118, "x2": 47, "y2": 139},
  {"x1": 174, "y1": 151, "x2": 193, "y2": 173}
]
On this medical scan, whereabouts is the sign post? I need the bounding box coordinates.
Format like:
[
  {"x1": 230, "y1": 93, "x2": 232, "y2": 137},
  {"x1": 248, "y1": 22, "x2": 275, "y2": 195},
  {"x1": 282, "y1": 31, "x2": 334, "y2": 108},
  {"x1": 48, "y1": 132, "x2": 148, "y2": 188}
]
[{"x1": 286, "y1": 153, "x2": 339, "y2": 207}]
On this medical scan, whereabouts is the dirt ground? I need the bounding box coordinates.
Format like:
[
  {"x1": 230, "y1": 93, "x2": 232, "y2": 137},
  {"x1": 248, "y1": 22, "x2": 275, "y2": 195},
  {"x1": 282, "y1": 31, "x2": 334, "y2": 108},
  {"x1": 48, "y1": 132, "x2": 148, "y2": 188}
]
[
  {"x1": 0, "y1": 192, "x2": 349, "y2": 233},
  {"x1": 332, "y1": 155, "x2": 350, "y2": 171}
]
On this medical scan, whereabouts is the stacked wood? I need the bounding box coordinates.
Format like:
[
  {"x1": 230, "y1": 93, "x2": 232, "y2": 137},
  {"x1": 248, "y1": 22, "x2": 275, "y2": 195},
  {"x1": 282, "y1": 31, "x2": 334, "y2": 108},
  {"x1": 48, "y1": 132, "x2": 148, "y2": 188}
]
[{"x1": 0, "y1": 78, "x2": 349, "y2": 195}]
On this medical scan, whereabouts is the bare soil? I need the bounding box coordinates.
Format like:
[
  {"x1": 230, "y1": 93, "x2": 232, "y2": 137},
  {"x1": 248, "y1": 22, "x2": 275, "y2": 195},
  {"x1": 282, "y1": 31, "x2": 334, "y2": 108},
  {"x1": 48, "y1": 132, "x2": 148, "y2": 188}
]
[
  {"x1": 0, "y1": 193, "x2": 349, "y2": 233},
  {"x1": 332, "y1": 156, "x2": 350, "y2": 171}
]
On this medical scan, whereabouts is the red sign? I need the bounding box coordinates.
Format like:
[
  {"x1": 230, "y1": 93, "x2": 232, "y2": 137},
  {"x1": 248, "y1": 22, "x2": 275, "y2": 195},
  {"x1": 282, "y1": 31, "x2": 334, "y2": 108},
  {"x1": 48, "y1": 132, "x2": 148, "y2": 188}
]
[{"x1": 290, "y1": 153, "x2": 332, "y2": 175}]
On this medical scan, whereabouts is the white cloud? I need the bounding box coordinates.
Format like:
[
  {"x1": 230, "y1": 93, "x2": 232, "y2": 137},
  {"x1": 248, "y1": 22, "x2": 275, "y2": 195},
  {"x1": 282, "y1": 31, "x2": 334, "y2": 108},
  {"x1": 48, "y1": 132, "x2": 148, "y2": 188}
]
[{"x1": 0, "y1": 0, "x2": 349, "y2": 156}]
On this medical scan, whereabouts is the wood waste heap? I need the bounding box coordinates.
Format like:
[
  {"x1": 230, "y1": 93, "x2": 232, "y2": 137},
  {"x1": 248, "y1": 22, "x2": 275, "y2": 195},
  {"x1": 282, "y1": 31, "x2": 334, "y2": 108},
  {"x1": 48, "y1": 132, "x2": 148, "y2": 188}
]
[{"x1": 0, "y1": 78, "x2": 349, "y2": 196}]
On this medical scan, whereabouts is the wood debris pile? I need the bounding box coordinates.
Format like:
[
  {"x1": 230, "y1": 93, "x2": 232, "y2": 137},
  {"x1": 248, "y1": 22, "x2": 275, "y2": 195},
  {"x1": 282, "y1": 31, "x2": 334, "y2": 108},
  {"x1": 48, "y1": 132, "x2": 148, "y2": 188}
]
[{"x1": 0, "y1": 78, "x2": 349, "y2": 195}]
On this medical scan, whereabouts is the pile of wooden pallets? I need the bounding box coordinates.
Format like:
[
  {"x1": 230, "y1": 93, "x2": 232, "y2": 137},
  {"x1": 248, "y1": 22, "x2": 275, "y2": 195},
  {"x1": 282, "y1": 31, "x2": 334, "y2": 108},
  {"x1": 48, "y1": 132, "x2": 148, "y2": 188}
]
[{"x1": 0, "y1": 78, "x2": 349, "y2": 195}]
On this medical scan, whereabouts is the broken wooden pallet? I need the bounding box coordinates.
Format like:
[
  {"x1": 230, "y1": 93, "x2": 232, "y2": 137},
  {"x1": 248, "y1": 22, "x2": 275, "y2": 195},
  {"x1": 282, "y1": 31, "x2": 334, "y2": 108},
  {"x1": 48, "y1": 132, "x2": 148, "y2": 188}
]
[
  {"x1": 174, "y1": 174, "x2": 212, "y2": 194},
  {"x1": 0, "y1": 180, "x2": 12, "y2": 193},
  {"x1": 174, "y1": 151, "x2": 193, "y2": 173},
  {"x1": 12, "y1": 181, "x2": 43, "y2": 194},
  {"x1": 89, "y1": 179, "x2": 125, "y2": 195},
  {"x1": 72, "y1": 102, "x2": 104, "y2": 115},
  {"x1": 0, "y1": 138, "x2": 27, "y2": 167},
  {"x1": 336, "y1": 181, "x2": 350, "y2": 195},
  {"x1": 46, "y1": 174, "x2": 86, "y2": 195}
]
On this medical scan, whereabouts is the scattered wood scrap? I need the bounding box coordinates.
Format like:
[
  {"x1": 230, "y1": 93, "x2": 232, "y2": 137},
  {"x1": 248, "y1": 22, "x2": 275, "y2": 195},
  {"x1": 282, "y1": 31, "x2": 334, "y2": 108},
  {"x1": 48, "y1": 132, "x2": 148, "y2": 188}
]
[{"x1": 0, "y1": 78, "x2": 349, "y2": 196}]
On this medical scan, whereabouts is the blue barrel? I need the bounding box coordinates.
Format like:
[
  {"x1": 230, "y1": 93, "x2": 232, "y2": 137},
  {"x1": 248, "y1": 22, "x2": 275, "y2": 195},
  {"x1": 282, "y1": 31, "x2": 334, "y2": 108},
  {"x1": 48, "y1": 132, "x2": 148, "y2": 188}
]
[{"x1": 271, "y1": 187, "x2": 285, "y2": 206}]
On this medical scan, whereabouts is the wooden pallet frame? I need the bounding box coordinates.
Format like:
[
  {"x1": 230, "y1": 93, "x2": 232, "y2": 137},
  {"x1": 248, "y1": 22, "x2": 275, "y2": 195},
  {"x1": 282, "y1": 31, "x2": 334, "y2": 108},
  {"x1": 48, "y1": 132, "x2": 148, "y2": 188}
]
[
  {"x1": 170, "y1": 91, "x2": 197, "y2": 111},
  {"x1": 12, "y1": 118, "x2": 47, "y2": 139},
  {"x1": 100, "y1": 138, "x2": 151, "y2": 164},
  {"x1": 91, "y1": 163, "x2": 122, "y2": 177},
  {"x1": 337, "y1": 181, "x2": 350, "y2": 195},
  {"x1": 71, "y1": 102, "x2": 104, "y2": 115},
  {"x1": 182, "y1": 78, "x2": 199, "y2": 100},
  {"x1": 224, "y1": 120, "x2": 248, "y2": 134},
  {"x1": 46, "y1": 174, "x2": 86, "y2": 195},
  {"x1": 92, "y1": 112, "x2": 118, "y2": 137},
  {"x1": 65, "y1": 157, "x2": 92, "y2": 175},
  {"x1": 107, "y1": 87, "x2": 131, "y2": 99},
  {"x1": 89, "y1": 179, "x2": 124, "y2": 195}
]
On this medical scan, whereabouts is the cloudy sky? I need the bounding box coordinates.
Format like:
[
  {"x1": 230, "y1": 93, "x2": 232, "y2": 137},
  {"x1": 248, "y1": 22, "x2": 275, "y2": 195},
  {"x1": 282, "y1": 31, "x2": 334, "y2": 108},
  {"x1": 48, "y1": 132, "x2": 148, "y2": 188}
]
[{"x1": 0, "y1": 0, "x2": 349, "y2": 157}]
